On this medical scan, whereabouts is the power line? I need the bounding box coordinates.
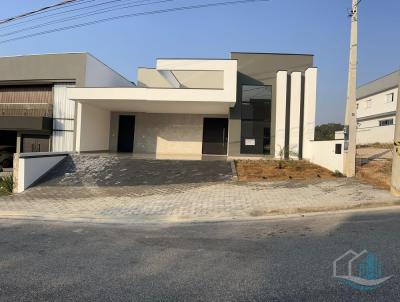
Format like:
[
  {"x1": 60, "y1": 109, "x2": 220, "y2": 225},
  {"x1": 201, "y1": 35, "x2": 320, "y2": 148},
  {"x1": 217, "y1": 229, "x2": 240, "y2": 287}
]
[
  {"x1": 0, "y1": 0, "x2": 269, "y2": 45},
  {"x1": 0, "y1": 0, "x2": 175, "y2": 38},
  {"x1": 0, "y1": 0, "x2": 134, "y2": 30},
  {"x1": 0, "y1": 0, "x2": 83, "y2": 25}
]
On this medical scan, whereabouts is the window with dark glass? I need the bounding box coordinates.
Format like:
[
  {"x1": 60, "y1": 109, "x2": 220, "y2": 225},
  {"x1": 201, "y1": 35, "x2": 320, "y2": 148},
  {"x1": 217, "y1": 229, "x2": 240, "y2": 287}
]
[
  {"x1": 240, "y1": 85, "x2": 272, "y2": 155},
  {"x1": 379, "y1": 119, "x2": 394, "y2": 127}
]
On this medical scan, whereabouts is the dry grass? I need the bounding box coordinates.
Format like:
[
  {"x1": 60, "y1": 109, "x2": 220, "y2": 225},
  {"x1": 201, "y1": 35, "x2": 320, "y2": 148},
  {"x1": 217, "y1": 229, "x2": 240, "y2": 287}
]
[
  {"x1": 357, "y1": 160, "x2": 392, "y2": 190},
  {"x1": 235, "y1": 160, "x2": 338, "y2": 182}
]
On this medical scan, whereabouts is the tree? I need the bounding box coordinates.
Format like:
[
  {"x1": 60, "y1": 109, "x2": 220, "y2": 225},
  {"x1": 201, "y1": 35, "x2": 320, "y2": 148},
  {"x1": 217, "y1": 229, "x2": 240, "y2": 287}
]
[{"x1": 314, "y1": 123, "x2": 344, "y2": 141}]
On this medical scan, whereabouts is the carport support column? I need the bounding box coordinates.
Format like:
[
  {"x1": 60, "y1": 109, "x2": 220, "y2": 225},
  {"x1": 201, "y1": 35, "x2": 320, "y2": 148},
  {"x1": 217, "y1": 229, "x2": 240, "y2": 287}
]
[
  {"x1": 391, "y1": 80, "x2": 400, "y2": 196},
  {"x1": 75, "y1": 102, "x2": 82, "y2": 153},
  {"x1": 16, "y1": 132, "x2": 22, "y2": 153},
  {"x1": 274, "y1": 71, "x2": 288, "y2": 158},
  {"x1": 289, "y1": 72, "x2": 302, "y2": 158},
  {"x1": 302, "y1": 68, "x2": 318, "y2": 160}
]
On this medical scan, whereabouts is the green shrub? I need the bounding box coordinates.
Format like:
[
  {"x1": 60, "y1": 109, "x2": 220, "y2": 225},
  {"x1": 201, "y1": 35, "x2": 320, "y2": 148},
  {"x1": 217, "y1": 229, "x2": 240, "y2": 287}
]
[
  {"x1": 0, "y1": 175, "x2": 13, "y2": 194},
  {"x1": 333, "y1": 170, "x2": 344, "y2": 178}
]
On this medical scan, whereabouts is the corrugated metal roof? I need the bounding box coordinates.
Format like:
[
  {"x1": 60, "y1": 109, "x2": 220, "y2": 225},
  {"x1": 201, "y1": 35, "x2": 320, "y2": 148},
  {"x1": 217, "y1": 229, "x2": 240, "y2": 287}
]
[{"x1": 357, "y1": 70, "x2": 400, "y2": 100}]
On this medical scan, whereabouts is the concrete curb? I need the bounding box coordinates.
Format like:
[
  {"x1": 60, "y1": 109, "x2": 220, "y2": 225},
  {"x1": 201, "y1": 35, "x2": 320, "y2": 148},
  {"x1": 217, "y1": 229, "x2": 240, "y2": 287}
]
[{"x1": 0, "y1": 202, "x2": 400, "y2": 226}]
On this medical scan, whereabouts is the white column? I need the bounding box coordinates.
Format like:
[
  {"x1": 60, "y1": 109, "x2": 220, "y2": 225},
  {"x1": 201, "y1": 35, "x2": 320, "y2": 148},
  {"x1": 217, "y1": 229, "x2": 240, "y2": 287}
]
[
  {"x1": 302, "y1": 68, "x2": 318, "y2": 160},
  {"x1": 289, "y1": 72, "x2": 302, "y2": 158},
  {"x1": 274, "y1": 71, "x2": 288, "y2": 158},
  {"x1": 75, "y1": 102, "x2": 82, "y2": 153}
]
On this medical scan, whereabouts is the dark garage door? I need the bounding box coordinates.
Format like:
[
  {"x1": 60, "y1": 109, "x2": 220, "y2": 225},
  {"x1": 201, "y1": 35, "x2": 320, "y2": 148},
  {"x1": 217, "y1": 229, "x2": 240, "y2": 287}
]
[{"x1": 202, "y1": 118, "x2": 228, "y2": 155}]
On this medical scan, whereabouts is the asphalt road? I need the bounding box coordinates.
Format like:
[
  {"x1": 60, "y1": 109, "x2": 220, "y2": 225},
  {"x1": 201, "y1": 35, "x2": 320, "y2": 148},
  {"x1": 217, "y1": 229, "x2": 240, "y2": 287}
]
[{"x1": 1, "y1": 209, "x2": 400, "y2": 301}]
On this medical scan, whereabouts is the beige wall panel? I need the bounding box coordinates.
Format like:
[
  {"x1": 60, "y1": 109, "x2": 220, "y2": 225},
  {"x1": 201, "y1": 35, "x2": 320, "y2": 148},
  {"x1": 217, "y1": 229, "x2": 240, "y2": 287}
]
[
  {"x1": 133, "y1": 113, "x2": 204, "y2": 155},
  {"x1": 137, "y1": 69, "x2": 172, "y2": 88},
  {"x1": 172, "y1": 70, "x2": 224, "y2": 89},
  {"x1": 78, "y1": 103, "x2": 110, "y2": 152}
]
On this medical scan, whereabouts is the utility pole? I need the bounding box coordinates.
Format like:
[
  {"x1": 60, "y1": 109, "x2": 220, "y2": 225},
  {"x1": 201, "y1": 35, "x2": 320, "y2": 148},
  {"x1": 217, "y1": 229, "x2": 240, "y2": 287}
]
[
  {"x1": 391, "y1": 78, "x2": 400, "y2": 196},
  {"x1": 343, "y1": 0, "x2": 359, "y2": 177}
]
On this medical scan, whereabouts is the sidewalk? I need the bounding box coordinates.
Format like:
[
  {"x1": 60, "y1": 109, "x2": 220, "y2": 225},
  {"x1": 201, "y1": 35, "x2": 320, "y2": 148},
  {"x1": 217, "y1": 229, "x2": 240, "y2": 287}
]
[{"x1": 0, "y1": 178, "x2": 398, "y2": 224}]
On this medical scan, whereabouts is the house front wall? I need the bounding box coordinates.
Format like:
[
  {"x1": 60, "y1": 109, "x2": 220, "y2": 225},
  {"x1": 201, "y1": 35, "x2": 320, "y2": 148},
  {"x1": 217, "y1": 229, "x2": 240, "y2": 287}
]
[
  {"x1": 228, "y1": 53, "x2": 314, "y2": 158},
  {"x1": 109, "y1": 112, "x2": 228, "y2": 156}
]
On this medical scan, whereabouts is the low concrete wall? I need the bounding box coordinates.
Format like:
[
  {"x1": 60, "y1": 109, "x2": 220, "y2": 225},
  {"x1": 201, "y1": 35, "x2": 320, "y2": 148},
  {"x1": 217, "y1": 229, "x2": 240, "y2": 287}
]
[
  {"x1": 307, "y1": 140, "x2": 344, "y2": 173},
  {"x1": 13, "y1": 152, "x2": 69, "y2": 193},
  {"x1": 357, "y1": 124, "x2": 396, "y2": 145}
]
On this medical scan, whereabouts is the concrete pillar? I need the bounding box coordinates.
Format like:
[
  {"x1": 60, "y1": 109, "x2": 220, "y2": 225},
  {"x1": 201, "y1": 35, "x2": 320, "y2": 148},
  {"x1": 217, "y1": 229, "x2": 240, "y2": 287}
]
[
  {"x1": 289, "y1": 72, "x2": 302, "y2": 158},
  {"x1": 12, "y1": 152, "x2": 20, "y2": 193},
  {"x1": 302, "y1": 68, "x2": 318, "y2": 160},
  {"x1": 16, "y1": 132, "x2": 22, "y2": 153},
  {"x1": 75, "y1": 102, "x2": 82, "y2": 153},
  {"x1": 391, "y1": 80, "x2": 400, "y2": 196},
  {"x1": 274, "y1": 71, "x2": 288, "y2": 158}
]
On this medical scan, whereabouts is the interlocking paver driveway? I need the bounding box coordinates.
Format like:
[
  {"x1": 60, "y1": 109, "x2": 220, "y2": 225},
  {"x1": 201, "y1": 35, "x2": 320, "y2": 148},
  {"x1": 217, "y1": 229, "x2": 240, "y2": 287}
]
[{"x1": 0, "y1": 155, "x2": 398, "y2": 223}]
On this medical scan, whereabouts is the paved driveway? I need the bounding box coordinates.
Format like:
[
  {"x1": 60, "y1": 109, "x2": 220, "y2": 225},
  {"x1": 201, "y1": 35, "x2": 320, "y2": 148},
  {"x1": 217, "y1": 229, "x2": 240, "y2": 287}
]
[{"x1": 0, "y1": 154, "x2": 398, "y2": 223}]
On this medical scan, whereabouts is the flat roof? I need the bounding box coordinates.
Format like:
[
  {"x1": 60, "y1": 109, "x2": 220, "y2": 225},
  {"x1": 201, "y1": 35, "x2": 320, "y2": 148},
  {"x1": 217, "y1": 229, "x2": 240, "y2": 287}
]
[{"x1": 231, "y1": 51, "x2": 314, "y2": 56}]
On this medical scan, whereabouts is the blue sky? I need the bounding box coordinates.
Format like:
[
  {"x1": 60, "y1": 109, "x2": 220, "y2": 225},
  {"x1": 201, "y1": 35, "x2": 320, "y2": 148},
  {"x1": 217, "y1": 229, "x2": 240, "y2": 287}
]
[{"x1": 0, "y1": 0, "x2": 399, "y2": 124}]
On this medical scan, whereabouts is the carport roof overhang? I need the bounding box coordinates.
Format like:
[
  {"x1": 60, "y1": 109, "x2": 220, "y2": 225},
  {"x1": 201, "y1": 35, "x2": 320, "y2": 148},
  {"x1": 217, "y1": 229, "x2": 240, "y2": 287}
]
[{"x1": 68, "y1": 87, "x2": 236, "y2": 115}]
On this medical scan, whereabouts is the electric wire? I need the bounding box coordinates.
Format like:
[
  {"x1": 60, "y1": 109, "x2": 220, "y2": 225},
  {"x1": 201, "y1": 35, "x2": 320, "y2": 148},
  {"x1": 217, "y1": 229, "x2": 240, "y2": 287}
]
[{"x1": 0, "y1": 0, "x2": 269, "y2": 45}]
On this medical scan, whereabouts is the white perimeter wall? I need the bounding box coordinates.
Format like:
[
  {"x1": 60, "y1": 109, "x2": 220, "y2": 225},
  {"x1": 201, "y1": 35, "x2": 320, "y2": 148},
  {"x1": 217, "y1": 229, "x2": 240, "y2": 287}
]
[
  {"x1": 357, "y1": 117, "x2": 396, "y2": 144},
  {"x1": 76, "y1": 103, "x2": 110, "y2": 152},
  {"x1": 15, "y1": 153, "x2": 67, "y2": 193},
  {"x1": 308, "y1": 140, "x2": 344, "y2": 173}
]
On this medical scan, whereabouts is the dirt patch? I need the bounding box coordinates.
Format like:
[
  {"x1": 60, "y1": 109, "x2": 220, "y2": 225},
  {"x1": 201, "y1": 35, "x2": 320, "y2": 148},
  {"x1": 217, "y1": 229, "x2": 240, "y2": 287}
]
[
  {"x1": 235, "y1": 160, "x2": 338, "y2": 182},
  {"x1": 357, "y1": 160, "x2": 392, "y2": 190}
]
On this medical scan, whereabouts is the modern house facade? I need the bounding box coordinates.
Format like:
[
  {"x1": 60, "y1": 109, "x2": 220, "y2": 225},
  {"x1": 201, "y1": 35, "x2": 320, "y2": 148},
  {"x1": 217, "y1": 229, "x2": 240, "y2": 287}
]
[
  {"x1": 68, "y1": 52, "x2": 318, "y2": 160},
  {"x1": 0, "y1": 53, "x2": 133, "y2": 156},
  {"x1": 355, "y1": 70, "x2": 399, "y2": 145},
  {"x1": 2, "y1": 52, "x2": 348, "y2": 192}
]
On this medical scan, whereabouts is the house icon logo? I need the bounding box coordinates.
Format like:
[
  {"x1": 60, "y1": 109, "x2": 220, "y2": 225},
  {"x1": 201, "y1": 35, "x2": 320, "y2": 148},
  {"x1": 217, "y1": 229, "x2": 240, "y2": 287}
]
[{"x1": 333, "y1": 250, "x2": 393, "y2": 291}]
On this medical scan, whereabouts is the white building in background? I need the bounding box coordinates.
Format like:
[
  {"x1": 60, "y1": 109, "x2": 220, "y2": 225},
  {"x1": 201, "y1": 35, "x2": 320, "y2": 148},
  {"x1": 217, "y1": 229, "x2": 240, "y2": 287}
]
[{"x1": 356, "y1": 70, "x2": 399, "y2": 145}]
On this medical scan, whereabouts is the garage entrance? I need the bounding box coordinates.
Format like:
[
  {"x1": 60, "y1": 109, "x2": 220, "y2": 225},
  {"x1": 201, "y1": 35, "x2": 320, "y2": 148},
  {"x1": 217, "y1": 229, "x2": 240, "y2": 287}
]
[
  {"x1": 202, "y1": 118, "x2": 228, "y2": 155},
  {"x1": 0, "y1": 131, "x2": 16, "y2": 168}
]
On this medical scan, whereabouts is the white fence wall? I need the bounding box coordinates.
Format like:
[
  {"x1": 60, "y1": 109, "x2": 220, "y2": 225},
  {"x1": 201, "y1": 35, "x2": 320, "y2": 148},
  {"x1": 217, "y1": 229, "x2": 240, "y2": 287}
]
[
  {"x1": 308, "y1": 140, "x2": 344, "y2": 173},
  {"x1": 357, "y1": 118, "x2": 396, "y2": 144},
  {"x1": 14, "y1": 152, "x2": 68, "y2": 193}
]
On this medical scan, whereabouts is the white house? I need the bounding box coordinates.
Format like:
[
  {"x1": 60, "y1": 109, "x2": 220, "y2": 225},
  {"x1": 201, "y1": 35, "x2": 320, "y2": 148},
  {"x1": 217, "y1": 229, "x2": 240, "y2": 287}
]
[{"x1": 355, "y1": 70, "x2": 399, "y2": 145}]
